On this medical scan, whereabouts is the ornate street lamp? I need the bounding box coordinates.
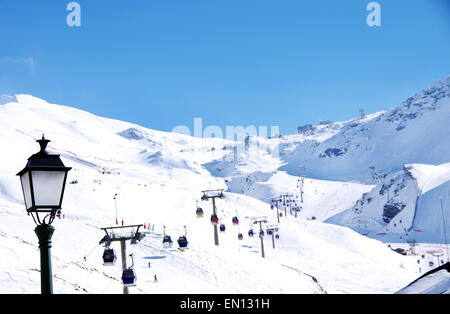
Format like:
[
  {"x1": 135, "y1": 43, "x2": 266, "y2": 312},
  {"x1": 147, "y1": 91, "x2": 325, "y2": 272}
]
[{"x1": 17, "y1": 135, "x2": 71, "y2": 294}]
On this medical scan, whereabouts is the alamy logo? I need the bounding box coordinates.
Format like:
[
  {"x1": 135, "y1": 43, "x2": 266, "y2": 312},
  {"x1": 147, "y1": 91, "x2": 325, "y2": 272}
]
[
  {"x1": 66, "y1": 2, "x2": 81, "y2": 27},
  {"x1": 172, "y1": 118, "x2": 281, "y2": 162},
  {"x1": 366, "y1": 2, "x2": 381, "y2": 27}
]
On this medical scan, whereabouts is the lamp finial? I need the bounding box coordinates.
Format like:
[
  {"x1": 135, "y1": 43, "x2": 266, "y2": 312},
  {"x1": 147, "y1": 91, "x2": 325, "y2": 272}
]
[{"x1": 36, "y1": 134, "x2": 51, "y2": 154}]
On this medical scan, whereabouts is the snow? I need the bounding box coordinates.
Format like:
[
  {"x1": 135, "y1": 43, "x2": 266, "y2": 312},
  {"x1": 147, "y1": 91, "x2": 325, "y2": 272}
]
[
  {"x1": 279, "y1": 75, "x2": 450, "y2": 181},
  {"x1": 0, "y1": 75, "x2": 449, "y2": 294},
  {"x1": 396, "y1": 263, "x2": 450, "y2": 294},
  {"x1": 406, "y1": 163, "x2": 450, "y2": 194},
  {"x1": 327, "y1": 162, "x2": 450, "y2": 244}
]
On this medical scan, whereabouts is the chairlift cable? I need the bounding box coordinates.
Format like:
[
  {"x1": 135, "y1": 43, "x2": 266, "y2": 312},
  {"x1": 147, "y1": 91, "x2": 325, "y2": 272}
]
[
  {"x1": 101, "y1": 260, "x2": 125, "y2": 294},
  {"x1": 60, "y1": 241, "x2": 104, "y2": 291}
]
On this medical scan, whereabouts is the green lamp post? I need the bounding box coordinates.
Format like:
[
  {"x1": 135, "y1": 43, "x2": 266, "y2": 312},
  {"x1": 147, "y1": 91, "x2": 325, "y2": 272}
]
[{"x1": 17, "y1": 135, "x2": 71, "y2": 294}]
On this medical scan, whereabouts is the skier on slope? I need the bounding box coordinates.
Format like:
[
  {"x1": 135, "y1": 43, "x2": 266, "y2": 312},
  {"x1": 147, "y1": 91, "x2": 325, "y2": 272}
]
[{"x1": 154, "y1": 274, "x2": 158, "y2": 283}]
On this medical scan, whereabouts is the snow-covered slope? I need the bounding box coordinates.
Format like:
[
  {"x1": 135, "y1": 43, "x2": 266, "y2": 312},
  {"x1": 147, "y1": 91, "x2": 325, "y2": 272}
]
[
  {"x1": 0, "y1": 94, "x2": 419, "y2": 294},
  {"x1": 204, "y1": 76, "x2": 450, "y2": 248},
  {"x1": 327, "y1": 163, "x2": 450, "y2": 243},
  {"x1": 205, "y1": 145, "x2": 373, "y2": 222},
  {"x1": 279, "y1": 75, "x2": 450, "y2": 181},
  {"x1": 396, "y1": 263, "x2": 450, "y2": 294}
]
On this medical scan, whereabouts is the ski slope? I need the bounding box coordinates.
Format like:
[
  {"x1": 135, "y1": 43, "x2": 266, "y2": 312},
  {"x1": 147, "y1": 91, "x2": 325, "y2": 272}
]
[
  {"x1": 0, "y1": 93, "x2": 421, "y2": 294},
  {"x1": 327, "y1": 163, "x2": 450, "y2": 244},
  {"x1": 396, "y1": 263, "x2": 450, "y2": 294},
  {"x1": 279, "y1": 75, "x2": 450, "y2": 182}
]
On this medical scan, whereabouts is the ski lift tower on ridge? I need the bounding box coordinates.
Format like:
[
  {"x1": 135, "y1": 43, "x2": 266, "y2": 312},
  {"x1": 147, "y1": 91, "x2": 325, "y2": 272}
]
[
  {"x1": 99, "y1": 224, "x2": 145, "y2": 294},
  {"x1": 252, "y1": 217, "x2": 268, "y2": 258},
  {"x1": 266, "y1": 225, "x2": 280, "y2": 249},
  {"x1": 279, "y1": 194, "x2": 294, "y2": 217},
  {"x1": 298, "y1": 166, "x2": 306, "y2": 204},
  {"x1": 271, "y1": 198, "x2": 281, "y2": 224},
  {"x1": 201, "y1": 189, "x2": 225, "y2": 246}
]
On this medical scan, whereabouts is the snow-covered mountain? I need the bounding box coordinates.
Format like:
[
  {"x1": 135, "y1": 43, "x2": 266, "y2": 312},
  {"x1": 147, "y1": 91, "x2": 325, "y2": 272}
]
[
  {"x1": 0, "y1": 94, "x2": 421, "y2": 294},
  {"x1": 278, "y1": 75, "x2": 450, "y2": 182},
  {"x1": 327, "y1": 163, "x2": 450, "y2": 243},
  {"x1": 205, "y1": 75, "x2": 450, "y2": 246},
  {"x1": 0, "y1": 75, "x2": 448, "y2": 294}
]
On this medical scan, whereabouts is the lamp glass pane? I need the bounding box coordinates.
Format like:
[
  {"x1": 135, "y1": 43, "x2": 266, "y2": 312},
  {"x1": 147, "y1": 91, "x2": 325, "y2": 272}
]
[
  {"x1": 20, "y1": 172, "x2": 32, "y2": 209},
  {"x1": 31, "y1": 170, "x2": 66, "y2": 207}
]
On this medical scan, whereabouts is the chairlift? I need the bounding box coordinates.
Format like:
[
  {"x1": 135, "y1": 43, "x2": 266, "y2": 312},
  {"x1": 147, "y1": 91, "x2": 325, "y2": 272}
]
[
  {"x1": 275, "y1": 234, "x2": 280, "y2": 240},
  {"x1": 259, "y1": 230, "x2": 265, "y2": 237},
  {"x1": 220, "y1": 224, "x2": 226, "y2": 232},
  {"x1": 211, "y1": 214, "x2": 219, "y2": 225},
  {"x1": 122, "y1": 254, "x2": 137, "y2": 287},
  {"x1": 122, "y1": 268, "x2": 137, "y2": 287},
  {"x1": 248, "y1": 229, "x2": 254, "y2": 237},
  {"x1": 267, "y1": 229, "x2": 274, "y2": 236},
  {"x1": 232, "y1": 216, "x2": 239, "y2": 225},
  {"x1": 102, "y1": 248, "x2": 117, "y2": 266},
  {"x1": 238, "y1": 233, "x2": 244, "y2": 241},
  {"x1": 196, "y1": 207, "x2": 204, "y2": 218},
  {"x1": 195, "y1": 200, "x2": 204, "y2": 218},
  {"x1": 163, "y1": 235, "x2": 173, "y2": 248},
  {"x1": 177, "y1": 236, "x2": 189, "y2": 248}
]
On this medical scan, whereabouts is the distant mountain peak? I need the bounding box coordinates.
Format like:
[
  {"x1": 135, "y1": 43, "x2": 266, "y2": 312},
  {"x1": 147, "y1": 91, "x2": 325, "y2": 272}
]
[{"x1": 0, "y1": 95, "x2": 17, "y2": 105}]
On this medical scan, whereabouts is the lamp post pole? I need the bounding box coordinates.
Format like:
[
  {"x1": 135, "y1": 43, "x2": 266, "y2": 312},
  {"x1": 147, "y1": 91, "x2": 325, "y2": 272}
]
[
  {"x1": 114, "y1": 193, "x2": 118, "y2": 225},
  {"x1": 35, "y1": 224, "x2": 55, "y2": 294}
]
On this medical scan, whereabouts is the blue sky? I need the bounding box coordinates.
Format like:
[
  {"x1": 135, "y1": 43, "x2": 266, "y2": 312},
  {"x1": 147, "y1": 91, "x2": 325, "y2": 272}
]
[{"x1": 0, "y1": 0, "x2": 449, "y2": 135}]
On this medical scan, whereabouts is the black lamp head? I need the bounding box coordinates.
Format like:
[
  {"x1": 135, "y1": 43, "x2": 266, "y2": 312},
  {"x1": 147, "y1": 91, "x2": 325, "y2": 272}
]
[{"x1": 17, "y1": 135, "x2": 71, "y2": 225}]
